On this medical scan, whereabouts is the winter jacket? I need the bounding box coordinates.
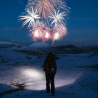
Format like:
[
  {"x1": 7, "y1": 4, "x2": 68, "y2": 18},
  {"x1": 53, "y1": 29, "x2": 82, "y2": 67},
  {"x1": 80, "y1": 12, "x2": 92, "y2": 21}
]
[{"x1": 43, "y1": 59, "x2": 57, "y2": 74}]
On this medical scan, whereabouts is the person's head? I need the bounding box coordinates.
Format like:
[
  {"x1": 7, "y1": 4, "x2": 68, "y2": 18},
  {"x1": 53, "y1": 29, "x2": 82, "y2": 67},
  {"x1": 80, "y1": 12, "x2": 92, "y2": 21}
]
[
  {"x1": 47, "y1": 52, "x2": 55, "y2": 60},
  {"x1": 48, "y1": 51, "x2": 53, "y2": 55}
]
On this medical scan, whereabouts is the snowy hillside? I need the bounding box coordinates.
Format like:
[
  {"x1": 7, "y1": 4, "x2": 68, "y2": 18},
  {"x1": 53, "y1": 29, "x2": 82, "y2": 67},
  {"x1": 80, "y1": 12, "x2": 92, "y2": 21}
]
[
  {"x1": 88, "y1": 45, "x2": 98, "y2": 48},
  {"x1": 0, "y1": 48, "x2": 98, "y2": 98},
  {"x1": 0, "y1": 41, "x2": 52, "y2": 55},
  {"x1": 29, "y1": 42, "x2": 51, "y2": 51},
  {"x1": 0, "y1": 41, "x2": 26, "y2": 51},
  {"x1": 1, "y1": 41, "x2": 97, "y2": 55},
  {"x1": 0, "y1": 49, "x2": 39, "y2": 65}
]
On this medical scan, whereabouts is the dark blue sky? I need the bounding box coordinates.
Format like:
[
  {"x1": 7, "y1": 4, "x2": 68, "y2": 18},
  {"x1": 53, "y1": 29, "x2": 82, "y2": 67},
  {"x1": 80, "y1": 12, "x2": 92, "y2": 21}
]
[{"x1": 0, "y1": 0, "x2": 98, "y2": 46}]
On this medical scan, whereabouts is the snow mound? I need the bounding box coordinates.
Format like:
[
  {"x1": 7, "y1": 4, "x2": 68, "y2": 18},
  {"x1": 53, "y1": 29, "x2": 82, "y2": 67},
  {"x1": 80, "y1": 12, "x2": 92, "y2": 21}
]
[{"x1": 29, "y1": 42, "x2": 51, "y2": 49}]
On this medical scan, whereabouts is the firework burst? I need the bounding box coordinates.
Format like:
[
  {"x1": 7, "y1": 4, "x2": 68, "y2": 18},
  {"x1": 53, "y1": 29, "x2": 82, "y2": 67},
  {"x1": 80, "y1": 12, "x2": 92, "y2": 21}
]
[
  {"x1": 49, "y1": 11, "x2": 66, "y2": 26},
  {"x1": 52, "y1": 24, "x2": 67, "y2": 40},
  {"x1": 19, "y1": 7, "x2": 40, "y2": 27},
  {"x1": 51, "y1": 24, "x2": 67, "y2": 45},
  {"x1": 29, "y1": 21, "x2": 51, "y2": 41},
  {"x1": 18, "y1": 0, "x2": 70, "y2": 45}
]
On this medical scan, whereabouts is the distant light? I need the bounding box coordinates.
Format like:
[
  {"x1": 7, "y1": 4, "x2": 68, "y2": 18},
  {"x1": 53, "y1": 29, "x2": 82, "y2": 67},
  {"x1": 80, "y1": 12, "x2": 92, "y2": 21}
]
[
  {"x1": 54, "y1": 33, "x2": 60, "y2": 40},
  {"x1": 34, "y1": 29, "x2": 39, "y2": 37},
  {"x1": 96, "y1": 44, "x2": 97, "y2": 45},
  {"x1": 45, "y1": 32, "x2": 49, "y2": 38}
]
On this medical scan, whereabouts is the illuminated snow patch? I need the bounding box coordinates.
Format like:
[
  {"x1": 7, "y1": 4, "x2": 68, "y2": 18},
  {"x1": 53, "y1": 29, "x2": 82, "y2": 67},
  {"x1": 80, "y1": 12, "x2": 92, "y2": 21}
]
[{"x1": 22, "y1": 69, "x2": 43, "y2": 79}]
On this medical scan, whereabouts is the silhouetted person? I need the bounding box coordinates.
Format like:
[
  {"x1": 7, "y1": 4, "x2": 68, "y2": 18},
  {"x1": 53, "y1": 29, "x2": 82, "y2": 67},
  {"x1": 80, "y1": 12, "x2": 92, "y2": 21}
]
[{"x1": 43, "y1": 52, "x2": 57, "y2": 96}]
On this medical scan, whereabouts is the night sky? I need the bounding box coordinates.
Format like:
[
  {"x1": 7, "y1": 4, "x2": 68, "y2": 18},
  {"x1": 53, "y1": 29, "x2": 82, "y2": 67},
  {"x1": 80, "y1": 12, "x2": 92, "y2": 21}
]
[{"x1": 0, "y1": 0, "x2": 98, "y2": 46}]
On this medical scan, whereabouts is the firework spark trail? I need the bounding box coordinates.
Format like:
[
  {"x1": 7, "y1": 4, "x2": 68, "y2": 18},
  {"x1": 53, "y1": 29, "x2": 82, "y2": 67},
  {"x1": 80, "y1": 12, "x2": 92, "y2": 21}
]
[
  {"x1": 19, "y1": 7, "x2": 40, "y2": 27},
  {"x1": 26, "y1": 0, "x2": 70, "y2": 19},
  {"x1": 49, "y1": 11, "x2": 66, "y2": 26},
  {"x1": 27, "y1": 0, "x2": 70, "y2": 10},
  {"x1": 35, "y1": 0, "x2": 55, "y2": 19},
  {"x1": 27, "y1": 0, "x2": 56, "y2": 19}
]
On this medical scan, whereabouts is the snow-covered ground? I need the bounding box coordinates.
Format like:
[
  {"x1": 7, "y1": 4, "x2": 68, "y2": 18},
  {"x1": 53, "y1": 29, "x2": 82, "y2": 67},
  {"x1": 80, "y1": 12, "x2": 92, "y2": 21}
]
[
  {"x1": 0, "y1": 41, "x2": 27, "y2": 51},
  {"x1": 29, "y1": 42, "x2": 51, "y2": 49},
  {"x1": 0, "y1": 41, "x2": 51, "y2": 52},
  {"x1": 0, "y1": 48, "x2": 98, "y2": 98}
]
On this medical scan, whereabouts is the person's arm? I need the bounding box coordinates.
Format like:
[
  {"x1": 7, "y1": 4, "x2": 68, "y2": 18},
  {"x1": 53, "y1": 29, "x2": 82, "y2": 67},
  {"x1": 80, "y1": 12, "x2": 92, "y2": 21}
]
[
  {"x1": 54, "y1": 60, "x2": 57, "y2": 74},
  {"x1": 43, "y1": 59, "x2": 46, "y2": 69}
]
